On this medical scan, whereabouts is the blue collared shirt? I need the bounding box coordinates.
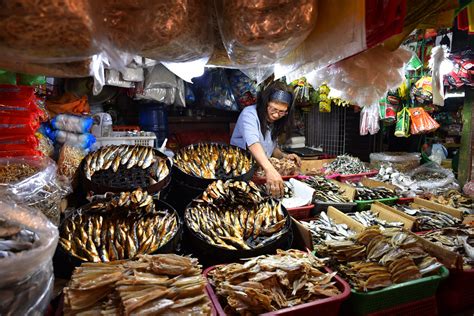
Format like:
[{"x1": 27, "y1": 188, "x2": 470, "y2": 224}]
[{"x1": 230, "y1": 105, "x2": 276, "y2": 157}]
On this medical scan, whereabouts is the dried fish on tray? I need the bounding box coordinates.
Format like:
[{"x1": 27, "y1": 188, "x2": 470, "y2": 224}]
[
  {"x1": 302, "y1": 176, "x2": 350, "y2": 203},
  {"x1": 301, "y1": 211, "x2": 356, "y2": 245},
  {"x1": 207, "y1": 250, "x2": 342, "y2": 315},
  {"x1": 353, "y1": 183, "x2": 397, "y2": 201},
  {"x1": 394, "y1": 204, "x2": 461, "y2": 231},
  {"x1": 256, "y1": 157, "x2": 299, "y2": 177},
  {"x1": 324, "y1": 154, "x2": 370, "y2": 175},
  {"x1": 63, "y1": 254, "x2": 212, "y2": 315},
  {"x1": 347, "y1": 211, "x2": 404, "y2": 229},
  {"x1": 419, "y1": 227, "x2": 474, "y2": 269},
  {"x1": 185, "y1": 180, "x2": 290, "y2": 251},
  {"x1": 421, "y1": 190, "x2": 473, "y2": 213},
  {"x1": 174, "y1": 143, "x2": 254, "y2": 179},
  {"x1": 316, "y1": 227, "x2": 443, "y2": 291},
  {"x1": 59, "y1": 189, "x2": 180, "y2": 262}
]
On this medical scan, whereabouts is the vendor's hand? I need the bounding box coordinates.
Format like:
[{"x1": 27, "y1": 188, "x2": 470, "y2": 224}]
[
  {"x1": 286, "y1": 153, "x2": 302, "y2": 167},
  {"x1": 265, "y1": 168, "x2": 284, "y2": 198}
]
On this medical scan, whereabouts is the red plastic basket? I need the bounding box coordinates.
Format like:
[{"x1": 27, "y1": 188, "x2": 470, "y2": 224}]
[
  {"x1": 204, "y1": 265, "x2": 351, "y2": 316},
  {"x1": 287, "y1": 204, "x2": 313, "y2": 220},
  {"x1": 366, "y1": 296, "x2": 437, "y2": 316},
  {"x1": 437, "y1": 268, "x2": 474, "y2": 314},
  {"x1": 397, "y1": 197, "x2": 414, "y2": 205},
  {"x1": 337, "y1": 170, "x2": 379, "y2": 183}
]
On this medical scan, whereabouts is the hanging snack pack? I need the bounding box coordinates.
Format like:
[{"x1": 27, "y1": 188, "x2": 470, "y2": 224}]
[
  {"x1": 318, "y1": 83, "x2": 331, "y2": 112},
  {"x1": 408, "y1": 107, "x2": 440, "y2": 135},
  {"x1": 395, "y1": 107, "x2": 410, "y2": 137}
]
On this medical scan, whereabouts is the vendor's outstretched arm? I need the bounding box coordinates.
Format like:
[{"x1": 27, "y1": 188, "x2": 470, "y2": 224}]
[{"x1": 248, "y1": 142, "x2": 283, "y2": 197}]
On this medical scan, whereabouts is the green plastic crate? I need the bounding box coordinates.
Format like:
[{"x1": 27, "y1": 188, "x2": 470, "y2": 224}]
[
  {"x1": 354, "y1": 197, "x2": 398, "y2": 211},
  {"x1": 344, "y1": 267, "x2": 449, "y2": 315}
]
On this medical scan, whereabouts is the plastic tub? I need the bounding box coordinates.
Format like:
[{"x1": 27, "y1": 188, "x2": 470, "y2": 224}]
[
  {"x1": 366, "y1": 296, "x2": 437, "y2": 316},
  {"x1": 337, "y1": 170, "x2": 379, "y2": 183},
  {"x1": 354, "y1": 197, "x2": 398, "y2": 211},
  {"x1": 287, "y1": 204, "x2": 313, "y2": 220},
  {"x1": 436, "y1": 268, "x2": 474, "y2": 314},
  {"x1": 343, "y1": 267, "x2": 449, "y2": 316},
  {"x1": 204, "y1": 266, "x2": 351, "y2": 316}
]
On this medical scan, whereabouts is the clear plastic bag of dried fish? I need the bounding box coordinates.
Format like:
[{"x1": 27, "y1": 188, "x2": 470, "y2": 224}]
[
  {"x1": 207, "y1": 250, "x2": 342, "y2": 314},
  {"x1": 63, "y1": 254, "x2": 212, "y2": 315},
  {"x1": 0, "y1": 156, "x2": 70, "y2": 225},
  {"x1": 0, "y1": 200, "x2": 58, "y2": 315},
  {"x1": 174, "y1": 143, "x2": 255, "y2": 179},
  {"x1": 59, "y1": 188, "x2": 180, "y2": 263},
  {"x1": 82, "y1": 144, "x2": 170, "y2": 190},
  {"x1": 185, "y1": 180, "x2": 290, "y2": 251},
  {"x1": 324, "y1": 154, "x2": 370, "y2": 175},
  {"x1": 316, "y1": 227, "x2": 444, "y2": 292}
]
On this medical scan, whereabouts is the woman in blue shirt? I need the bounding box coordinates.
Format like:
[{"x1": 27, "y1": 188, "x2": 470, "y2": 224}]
[{"x1": 231, "y1": 81, "x2": 301, "y2": 197}]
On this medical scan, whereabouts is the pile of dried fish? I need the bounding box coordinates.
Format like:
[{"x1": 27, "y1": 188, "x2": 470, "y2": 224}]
[
  {"x1": 421, "y1": 190, "x2": 473, "y2": 213},
  {"x1": 419, "y1": 228, "x2": 474, "y2": 269},
  {"x1": 372, "y1": 163, "x2": 421, "y2": 197},
  {"x1": 174, "y1": 143, "x2": 254, "y2": 179},
  {"x1": 302, "y1": 176, "x2": 350, "y2": 203},
  {"x1": 353, "y1": 183, "x2": 397, "y2": 201},
  {"x1": 301, "y1": 212, "x2": 356, "y2": 245},
  {"x1": 258, "y1": 181, "x2": 294, "y2": 199},
  {"x1": 394, "y1": 205, "x2": 461, "y2": 231},
  {"x1": 63, "y1": 254, "x2": 211, "y2": 315},
  {"x1": 324, "y1": 155, "x2": 370, "y2": 175},
  {"x1": 83, "y1": 145, "x2": 169, "y2": 181},
  {"x1": 317, "y1": 227, "x2": 443, "y2": 291},
  {"x1": 85, "y1": 188, "x2": 155, "y2": 214},
  {"x1": 347, "y1": 211, "x2": 404, "y2": 229},
  {"x1": 0, "y1": 162, "x2": 38, "y2": 183},
  {"x1": 186, "y1": 199, "x2": 288, "y2": 251},
  {"x1": 208, "y1": 250, "x2": 341, "y2": 314},
  {"x1": 59, "y1": 197, "x2": 179, "y2": 262},
  {"x1": 0, "y1": 219, "x2": 39, "y2": 258},
  {"x1": 201, "y1": 180, "x2": 264, "y2": 206}
]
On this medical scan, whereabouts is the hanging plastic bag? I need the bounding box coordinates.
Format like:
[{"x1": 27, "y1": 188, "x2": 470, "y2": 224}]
[
  {"x1": 228, "y1": 69, "x2": 257, "y2": 108},
  {"x1": 216, "y1": 0, "x2": 318, "y2": 66},
  {"x1": 0, "y1": 200, "x2": 58, "y2": 315},
  {"x1": 408, "y1": 107, "x2": 440, "y2": 135},
  {"x1": 0, "y1": 134, "x2": 39, "y2": 152},
  {"x1": 46, "y1": 93, "x2": 90, "y2": 117},
  {"x1": 0, "y1": 0, "x2": 97, "y2": 63},
  {"x1": 53, "y1": 130, "x2": 96, "y2": 150},
  {"x1": 360, "y1": 104, "x2": 380, "y2": 135},
  {"x1": 51, "y1": 114, "x2": 93, "y2": 134},
  {"x1": 0, "y1": 115, "x2": 40, "y2": 136},
  {"x1": 395, "y1": 107, "x2": 410, "y2": 137},
  {"x1": 0, "y1": 156, "x2": 70, "y2": 225},
  {"x1": 195, "y1": 69, "x2": 239, "y2": 111},
  {"x1": 407, "y1": 162, "x2": 455, "y2": 191},
  {"x1": 318, "y1": 83, "x2": 331, "y2": 112},
  {"x1": 92, "y1": 0, "x2": 214, "y2": 63}
]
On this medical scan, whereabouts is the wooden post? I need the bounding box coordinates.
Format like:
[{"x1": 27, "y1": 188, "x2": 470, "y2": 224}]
[{"x1": 458, "y1": 88, "x2": 473, "y2": 186}]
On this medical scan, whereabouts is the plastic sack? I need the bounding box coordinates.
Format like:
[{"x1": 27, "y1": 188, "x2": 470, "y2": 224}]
[
  {"x1": 0, "y1": 0, "x2": 97, "y2": 63},
  {"x1": 0, "y1": 135, "x2": 39, "y2": 152},
  {"x1": 57, "y1": 144, "x2": 87, "y2": 180},
  {"x1": 395, "y1": 107, "x2": 410, "y2": 137},
  {"x1": 216, "y1": 0, "x2": 317, "y2": 66},
  {"x1": 195, "y1": 69, "x2": 239, "y2": 111},
  {"x1": 228, "y1": 69, "x2": 257, "y2": 108},
  {"x1": 105, "y1": 69, "x2": 135, "y2": 88},
  {"x1": 51, "y1": 114, "x2": 93, "y2": 134},
  {"x1": 46, "y1": 93, "x2": 90, "y2": 117},
  {"x1": 134, "y1": 65, "x2": 184, "y2": 105},
  {"x1": 407, "y1": 162, "x2": 455, "y2": 191},
  {"x1": 429, "y1": 143, "x2": 448, "y2": 165},
  {"x1": 370, "y1": 152, "x2": 420, "y2": 172},
  {"x1": 0, "y1": 115, "x2": 40, "y2": 136},
  {"x1": 92, "y1": 0, "x2": 213, "y2": 63},
  {"x1": 360, "y1": 104, "x2": 380, "y2": 135},
  {"x1": 0, "y1": 200, "x2": 58, "y2": 315},
  {"x1": 0, "y1": 156, "x2": 70, "y2": 225},
  {"x1": 53, "y1": 130, "x2": 96, "y2": 150},
  {"x1": 408, "y1": 107, "x2": 440, "y2": 135}
]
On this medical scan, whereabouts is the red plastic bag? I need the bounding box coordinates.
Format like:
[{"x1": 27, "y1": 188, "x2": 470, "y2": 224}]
[
  {"x1": 408, "y1": 107, "x2": 440, "y2": 134},
  {"x1": 0, "y1": 135, "x2": 39, "y2": 151},
  {"x1": 0, "y1": 149, "x2": 43, "y2": 158},
  {"x1": 0, "y1": 116, "x2": 40, "y2": 136},
  {"x1": 0, "y1": 85, "x2": 46, "y2": 120}
]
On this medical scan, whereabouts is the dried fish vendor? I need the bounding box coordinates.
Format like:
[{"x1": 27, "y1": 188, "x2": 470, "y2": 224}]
[{"x1": 231, "y1": 81, "x2": 301, "y2": 197}]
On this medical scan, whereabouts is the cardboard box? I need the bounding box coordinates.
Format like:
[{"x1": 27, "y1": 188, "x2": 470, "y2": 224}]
[
  {"x1": 331, "y1": 179, "x2": 356, "y2": 201},
  {"x1": 300, "y1": 158, "x2": 334, "y2": 174},
  {"x1": 374, "y1": 202, "x2": 417, "y2": 222},
  {"x1": 371, "y1": 201, "x2": 414, "y2": 230},
  {"x1": 327, "y1": 206, "x2": 365, "y2": 233},
  {"x1": 412, "y1": 197, "x2": 463, "y2": 220}
]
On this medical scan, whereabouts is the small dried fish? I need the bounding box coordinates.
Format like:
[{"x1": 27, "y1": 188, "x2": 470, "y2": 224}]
[
  {"x1": 174, "y1": 143, "x2": 254, "y2": 179},
  {"x1": 256, "y1": 157, "x2": 299, "y2": 176},
  {"x1": 352, "y1": 183, "x2": 397, "y2": 201},
  {"x1": 301, "y1": 211, "x2": 356, "y2": 245},
  {"x1": 0, "y1": 220, "x2": 38, "y2": 258},
  {"x1": 324, "y1": 154, "x2": 370, "y2": 175},
  {"x1": 394, "y1": 205, "x2": 461, "y2": 231},
  {"x1": 302, "y1": 176, "x2": 350, "y2": 203},
  {"x1": 209, "y1": 250, "x2": 341, "y2": 314},
  {"x1": 347, "y1": 211, "x2": 404, "y2": 229},
  {"x1": 63, "y1": 254, "x2": 211, "y2": 315}
]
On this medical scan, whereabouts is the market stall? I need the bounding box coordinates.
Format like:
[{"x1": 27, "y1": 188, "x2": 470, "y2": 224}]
[{"x1": 0, "y1": 0, "x2": 473, "y2": 315}]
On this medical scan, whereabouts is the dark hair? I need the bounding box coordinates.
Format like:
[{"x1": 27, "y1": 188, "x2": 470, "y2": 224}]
[{"x1": 257, "y1": 81, "x2": 294, "y2": 140}]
